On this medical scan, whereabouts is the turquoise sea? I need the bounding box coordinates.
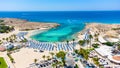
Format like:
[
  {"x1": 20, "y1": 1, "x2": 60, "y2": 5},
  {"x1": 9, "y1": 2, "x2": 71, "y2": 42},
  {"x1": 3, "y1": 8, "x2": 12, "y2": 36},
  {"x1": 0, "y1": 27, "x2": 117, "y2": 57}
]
[{"x1": 0, "y1": 11, "x2": 120, "y2": 42}]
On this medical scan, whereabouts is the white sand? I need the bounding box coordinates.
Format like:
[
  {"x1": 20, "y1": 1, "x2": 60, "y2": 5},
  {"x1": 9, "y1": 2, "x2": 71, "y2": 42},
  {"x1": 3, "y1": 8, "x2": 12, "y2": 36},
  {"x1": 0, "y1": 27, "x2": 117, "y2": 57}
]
[
  {"x1": 11, "y1": 48, "x2": 52, "y2": 68},
  {"x1": 25, "y1": 29, "x2": 48, "y2": 39}
]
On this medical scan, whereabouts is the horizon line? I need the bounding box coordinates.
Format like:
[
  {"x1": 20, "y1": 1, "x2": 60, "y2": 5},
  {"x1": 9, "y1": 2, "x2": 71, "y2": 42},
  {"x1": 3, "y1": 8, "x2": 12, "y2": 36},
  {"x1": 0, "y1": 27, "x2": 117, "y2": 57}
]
[{"x1": 0, "y1": 10, "x2": 120, "y2": 12}]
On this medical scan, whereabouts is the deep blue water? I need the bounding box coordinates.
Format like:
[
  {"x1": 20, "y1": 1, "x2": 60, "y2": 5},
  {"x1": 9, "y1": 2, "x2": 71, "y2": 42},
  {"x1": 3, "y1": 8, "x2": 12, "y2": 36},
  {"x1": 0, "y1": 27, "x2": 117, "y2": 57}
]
[{"x1": 0, "y1": 11, "x2": 120, "y2": 42}]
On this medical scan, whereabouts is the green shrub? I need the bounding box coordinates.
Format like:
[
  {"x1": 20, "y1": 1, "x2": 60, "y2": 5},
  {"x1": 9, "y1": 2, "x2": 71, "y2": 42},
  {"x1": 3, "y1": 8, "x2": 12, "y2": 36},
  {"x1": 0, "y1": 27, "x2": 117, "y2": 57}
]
[
  {"x1": 118, "y1": 45, "x2": 120, "y2": 51},
  {"x1": 0, "y1": 57, "x2": 8, "y2": 68},
  {"x1": 74, "y1": 50, "x2": 79, "y2": 54},
  {"x1": 92, "y1": 43, "x2": 99, "y2": 48},
  {"x1": 92, "y1": 57, "x2": 99, "y2": 66},
  {"x1": 75, "y1": 64, "x2": 79, "y2": 68},
  {"x1": 0, "y1": 20, "x2": 4, "y2": 23},
  {"x1": 78, "y1": 40, "x2": 85, "y2": 46},
  {"x1": 56, "y1": 51, "x2": 66, "y2": 65},
  {"x1": 0, "y1": 25, "x2": 14, "y2": 33},
  {"x1": 79, "y1": 48, "x2": 89, "y2": 60},
  {"x1": 86, "y1": 48, "x2": 94, "y2": 52},
  {"x1": 103, "y1": 42, "x2": 114, "y2": 46},
  {"x1": 56, "y1": 51, "x2": 66, "y2": 59},
  {"x1": 7, "y1": 53, "x2": 14, "y2": 63},
  {"x1": 112, "y1": 28, "x2": 120, "y2": 30}
]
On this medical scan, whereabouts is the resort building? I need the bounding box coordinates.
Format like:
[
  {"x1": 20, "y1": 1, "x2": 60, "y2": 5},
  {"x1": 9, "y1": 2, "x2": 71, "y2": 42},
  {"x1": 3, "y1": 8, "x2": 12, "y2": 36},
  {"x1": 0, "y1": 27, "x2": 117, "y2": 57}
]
[
  {"x1": 65, "y1": 53, "x2": 75, "y2": 68},
  {"x1": 95, "y1": 46, "x2": 113, "y2": 57}
]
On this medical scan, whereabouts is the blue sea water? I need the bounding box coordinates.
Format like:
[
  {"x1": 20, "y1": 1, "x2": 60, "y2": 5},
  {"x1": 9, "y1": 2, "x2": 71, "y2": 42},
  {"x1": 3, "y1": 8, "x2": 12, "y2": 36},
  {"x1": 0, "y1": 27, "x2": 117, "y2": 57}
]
[{"x1": 0, "y1": 11, "x2": 120, "y2": 42}]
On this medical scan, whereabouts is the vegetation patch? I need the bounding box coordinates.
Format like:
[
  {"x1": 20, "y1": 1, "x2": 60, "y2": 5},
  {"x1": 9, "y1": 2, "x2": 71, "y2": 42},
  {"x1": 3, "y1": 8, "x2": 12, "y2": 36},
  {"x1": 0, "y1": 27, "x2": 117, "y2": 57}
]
[
  {"x1": 56, "y1": 51, "x2": 66, "y2": 60},
  {"x1": 0, "y1": 57, "x2": 8, "y2": 68},
  {"x1": 79, "y1": 48, "x2": 89, "y2": 60},
  {"x1": 0, "y1": 25, "x2": 14, "y2": 33},
  {"x1": 7, "y1": 53, "x2": 14, "y2": 63},
  {"x1": 92, "y1": 43, "x2": 99, "y2": 48},
  {"x1": 0, "y1": 20, "x2": 4, "y2": 23},
  {"x1": 75, "y1": 64, "x2": 79, "y2": 68},
  {"x1": 112, "y1": 28, "x2": 120, "y2": 30},
  {"x1": 118, "y1": 45, "x2": 120, "y2": 51},
  {"x1": 56, "y1": 51, "x2": 66, "y2": 65},
  {"x1": 92, "y1": 57, "x2": 99, "y2": 66},
  {"x1": 75, "y1": 48, "x2": 94, "y2": 60},
  {"x1": 78, "y1": 40, "x2": 85, "y2": 46},
  {"x1": 103, "y1": 42, "x2": 114, "y2": 46},
  {"x1": 86, "y1": 48, "x2": 94, "y2": 52}
]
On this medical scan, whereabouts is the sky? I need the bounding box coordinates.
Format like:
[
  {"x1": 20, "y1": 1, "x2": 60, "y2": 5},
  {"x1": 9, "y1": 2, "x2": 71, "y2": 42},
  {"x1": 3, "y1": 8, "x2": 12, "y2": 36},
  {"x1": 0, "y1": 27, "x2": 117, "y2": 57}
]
[{"x1": 0, "y1": 0, "x2": 120, "y2": 11}]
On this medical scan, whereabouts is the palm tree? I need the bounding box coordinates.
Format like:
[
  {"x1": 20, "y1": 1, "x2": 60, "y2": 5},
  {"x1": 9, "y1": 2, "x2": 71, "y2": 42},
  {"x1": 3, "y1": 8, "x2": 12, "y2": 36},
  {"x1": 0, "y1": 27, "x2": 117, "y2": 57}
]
[
  {"x1": 52, "y1": 61, "x2": 63, "y2": 68},
  {"x1": 56, "y1": 51, "x2": 66, "y2": 66},
  {"x1": 78, "y1": 40, "x2": 85, "y2": 47},
  {"x1": 86, "y1": 40, "x2": 90, "y2": 49},
  {"x1": 66, "y1": 40, "x2": 69, "y2": 45},
  {"x1": 0, "y1": 40, "x2": 2, "y2": 44},
  {"x1": 72, "y1": 39, "x2": 75, "y2": 44},
  {"x1": 47, "y1": 56, "x2": 50, "y2": 60},
  {"x1": 42, "y1": 55, "x2": 46, "y2": 60},
  {"x1": 52, "y1": 63, "x2": 57, "y2": 68},
  {"x1": 66, "y1": 40, "x2": 69, "y2": 51},
  {"x1": 6, "y1": 38, "x2": 9, "y2": 42},
  {"x1": 57, "y1": 61, "x2": 64, "y2": 67},
  {"x1": 89, "y1": 34, "x2": 93, "y2": 48},
  {"x1": 72, "y1": 39, "x2": 75, "y2": 51},
  {"x1": 10, "y1": 38, "x2": 13, "y2": 43},
  {"x1": 34, "y1": 59, "x2": 37, "y2": 64},
  {"x1": 50, "y1": 52, "x2": 54, "y2": 58},
  {"x1": 2, "y1": 38, "x2": 5, "y2": 40},
  {"x1": 12, "y1": 34, "x2": 16, "y2": 40}
]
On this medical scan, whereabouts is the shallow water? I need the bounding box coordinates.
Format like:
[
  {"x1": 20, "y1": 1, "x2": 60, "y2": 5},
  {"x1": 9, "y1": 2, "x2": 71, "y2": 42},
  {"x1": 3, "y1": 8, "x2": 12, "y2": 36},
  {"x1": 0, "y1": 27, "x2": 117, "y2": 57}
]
[{"x1": 31, "y1": 21, "x2": 85, "y2": 42}]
